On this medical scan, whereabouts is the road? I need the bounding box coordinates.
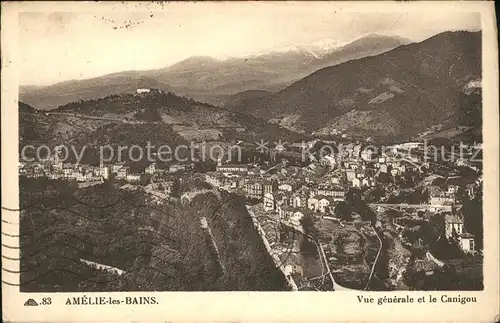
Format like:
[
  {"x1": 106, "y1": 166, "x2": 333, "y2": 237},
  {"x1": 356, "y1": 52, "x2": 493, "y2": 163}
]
[
  {"x1": 369, "y1": 203, "x2": 453, "y2": 211},
  {"x1": 363, "y1": 225, "x2": 382, "y2": 290},
  {"x1": 80, "y1": 259, "x2": 125, "y2": 276},
  {"x1": 41, "y1": 112, "x2": 247, "y2": 130}
]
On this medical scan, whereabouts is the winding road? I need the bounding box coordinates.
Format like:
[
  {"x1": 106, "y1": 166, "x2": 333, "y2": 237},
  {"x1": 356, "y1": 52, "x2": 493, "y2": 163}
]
[{"x1": 363, "y1": 225, "x2": 382, "y2": 290}]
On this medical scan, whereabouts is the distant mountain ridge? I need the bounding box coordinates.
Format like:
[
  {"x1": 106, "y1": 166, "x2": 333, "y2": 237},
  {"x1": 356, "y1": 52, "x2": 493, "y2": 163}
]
[
  {"x1": 20, "y1": 33, "x2": 411, "y2": 110},
  {"x1": 231, "y1": 31, "x2": 482, "y2": 140}
]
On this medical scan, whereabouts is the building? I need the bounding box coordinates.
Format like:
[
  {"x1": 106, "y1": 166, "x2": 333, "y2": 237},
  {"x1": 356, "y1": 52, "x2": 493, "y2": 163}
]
[
  {"x1": 465, "y1": 184, "x2": 475, "y2": 199},
  {"x1": 163, "y1": 181, "x2": 174, "y2": 196},
  {"x1": 49, "y1": 172, "x2": 64, "y2": 180},
  {"x1": 220, "y1": 177, "x2": 238, "y2": 190},
  {"x1": 278, "y1": 204, "x2": 294, "y2": 220},
  {"x1": 361, "y1": 149, "x2": 374, "y2": 161},
  {"x1": 136, "y1": 88, "x2": 151, "y2": 94},
  {"x1": 169, "y1": 164, "x2": 185, "y2": 173},
  {"x1": 263, "y1": 181, "x2": 276, "y2": 195},
  {"x1": 444, "y1": 214, "x2": 464, "y2": 238},
  {"x1": 443, "y1": 214, "x2": 475, "y2": 253},
  {"x1": 318, "y1": 196, "x2": 334, "y2": 213},
  {"x1": 290, "y1": 193, "x2": 305, "y2": 208},
  {"x1": 289, "y1": 210, "x2": 306, "y2": 228},
  {"x1": 278, "y1": 183, "x2": 293, "y2": 192},
  {"x1": 263, "y1": 192, "x2": 275, "y2": 211},
  {"x1": 345, "y1": 169, "x2": 356, "y2": 182},
  {"x1": 63, "y1": 168, "x2": 73, "y2": 177},
  {"x1": 413, "y1": 258, "x2": 440, "y2": 276},
  {"x1": 316, "y1": 185, "x2": 345, "y2": 201},
  {"x1": 274, "y1": 191, "x2": 291, "y2": 207},
  {"x1": 243, "y1": 182, "x2": 263, "y2": 200},
  {"x1": 307, "y1": 196, "x2": 320, "y2": 212},
  {"x1": 100, "y1": 165, "x2": 110, "y2": 179},
  {"x1": 284, "y1": 264, "x2": 304, "y2": 278},
  {"x1": 116, "y1": 166, "x2": 130, "y2": 179},
  {"x1": 112, "y1": 163, "x2": 125, "y2": 173},
  {"x1": 331, "y1": 177, "x2": 341, "y2": 185},
  {"x1": 351, "y1": 178, "x2": 361, "y2": 188},
  {"x1": 205, "y1": 174, "x2": 221, "y2": 187},
  {"x1": 321, "y1": 155, "x2": 337, "y2": 168},
  {"x1": 126, "y1": 174, "x2": 141, "y2": 182},
  {"x1": 216, "y1": 164, "x2": 249, "y2": 173},
  {"x1": 459, "y1": 233, "x2": 475, "y2": 253},
  {"x1": 429, "y1": 187, "x2": 455, "y2": 206},
  {"x1": 447, "y1": 185, "x2": 459, "y2": 195},
  {"x1": 145, "y1": 163, "x2": 156, "y2": 175}
]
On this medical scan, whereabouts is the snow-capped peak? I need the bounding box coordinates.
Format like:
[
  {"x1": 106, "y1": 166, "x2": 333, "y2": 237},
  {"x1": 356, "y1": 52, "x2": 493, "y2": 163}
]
[{"x1": 252, "y1": 38, "x2": 347, "y2": 59}]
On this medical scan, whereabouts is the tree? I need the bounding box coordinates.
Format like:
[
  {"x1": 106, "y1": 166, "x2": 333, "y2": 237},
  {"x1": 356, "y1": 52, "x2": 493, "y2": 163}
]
[
  {"x1": 463, "y1": 191, "x2": 483, "y2": 250},
  {"x1": 171, "y1": 178, "x2": 181, "y2": 198},
  {"x1": 378, "y1": 172, "x2": 392, "y2": 184},
  {"x1": 300, "y1": 213, "x2": 317, "y2": 237},
  {"x1": 335, "y1": 202, "x2": 352, "y2": 221},
  {"x1": 300, "y1": 213, "x2": 313, "y2": 229}
]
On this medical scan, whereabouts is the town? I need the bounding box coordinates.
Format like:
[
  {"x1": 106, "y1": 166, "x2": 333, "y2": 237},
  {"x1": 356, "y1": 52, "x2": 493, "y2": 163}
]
[{"x1": 18, "y1": 136, "x2": 484, "y2": 291}]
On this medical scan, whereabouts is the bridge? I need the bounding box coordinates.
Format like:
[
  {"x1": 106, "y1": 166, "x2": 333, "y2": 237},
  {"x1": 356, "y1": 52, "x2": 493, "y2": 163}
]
[{"x1": 368, "y1": 203, "x2": 453, "y2": 212}]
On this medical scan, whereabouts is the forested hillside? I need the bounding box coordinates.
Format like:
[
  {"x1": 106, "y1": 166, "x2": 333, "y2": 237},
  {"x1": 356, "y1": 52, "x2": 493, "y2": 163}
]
[{"x1": 19, "y1": 178, "x2": 288, "y2": 291}]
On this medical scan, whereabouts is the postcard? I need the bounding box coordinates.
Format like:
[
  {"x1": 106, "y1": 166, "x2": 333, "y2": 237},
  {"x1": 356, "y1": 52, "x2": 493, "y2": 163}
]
[{"x1": 2, "y1": 1, "x2": 499, "y2": 322}]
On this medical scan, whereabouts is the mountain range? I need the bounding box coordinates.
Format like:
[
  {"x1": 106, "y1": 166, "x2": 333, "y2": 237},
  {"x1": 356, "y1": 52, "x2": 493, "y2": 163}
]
[
  {"x1": 231, "y1": 31, "x2": 482, "y2": 140},
  {"x1": 19, "y1": 31, "x2": 481, "y2": 141},
  {"x1": 20, "y1": 34, "x2": 411, "y2": 110}
]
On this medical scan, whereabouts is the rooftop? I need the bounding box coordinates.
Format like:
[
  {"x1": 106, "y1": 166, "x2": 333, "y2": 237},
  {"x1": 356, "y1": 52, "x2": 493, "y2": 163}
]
[
  {"x1": 218, "y1": 164, "x2": 249, "y2": 168},
  {"x1": 445, "y1": 215, "x2": 463, "y2": 223}
]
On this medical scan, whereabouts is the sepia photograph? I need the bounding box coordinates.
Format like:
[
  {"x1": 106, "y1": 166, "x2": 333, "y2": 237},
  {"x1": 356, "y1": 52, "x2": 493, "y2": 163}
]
[
  {"x1": 13, "y1": 6, "x2": 486, "y2": 293},
  {"x1": 2, "y1": 2, "x2": 499, "y2": 322}
]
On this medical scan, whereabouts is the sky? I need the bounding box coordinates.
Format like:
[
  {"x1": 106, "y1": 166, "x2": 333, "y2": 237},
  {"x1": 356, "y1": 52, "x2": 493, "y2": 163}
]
[{"x1": 18, "y1": 3, "x2": 481, "y2": 86}]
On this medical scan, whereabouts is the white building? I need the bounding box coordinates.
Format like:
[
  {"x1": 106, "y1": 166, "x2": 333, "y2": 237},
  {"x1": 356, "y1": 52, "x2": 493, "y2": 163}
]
[
  {"x1": 445, "y1": 215, "x2": 464, "y2": 238},
  {"x1": 351, "y1": 178, "x2": 361, "y2": 188},
  {"x1": 145, "y1": 163, "x2": 156, "y2": 175},
  {"x1": 278, "y1": 183, "x2": 293, "y2": 192},
  {"x1": 459, "y1": 233, "x2": 475, "y2": 253},
  {"x1": 318, "y1": 198, "x2": 332, "y2": 213},
  {"x1": 100, "y1": 166, "x2": 110, "y2": 179},
  {"x1": 216, "y1": 164, "x2": 248, "y2": 173},
  {"x1": 126, "y1": 174, "x2": 141, "y2": 182},
  {"x1": 116, "y1": 166, "x2": 130, "y2": 179},
  {"x1": 307, "y1": 196, "x2": 320, "y2": 212},
  {"x1": 112, "y1": 163, "x2": 125, "y2": 173},
  {"x1": 263, "y1": 192, "x2": 275, "y2": 212},
  {"x1": 361, "y1": 149, "x2": 374, "y2": 161},
  {"x1": 289, "y1": 211, "x2": 305, "y2": 229},
  {"x1": 169, "y1": 164, "x2": 186, "y2": 173}
]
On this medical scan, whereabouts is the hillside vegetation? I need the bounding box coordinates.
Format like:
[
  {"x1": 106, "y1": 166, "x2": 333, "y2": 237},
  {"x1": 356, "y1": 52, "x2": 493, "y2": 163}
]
[{"x1": 19, "y1": 91, "x2": 307, "y2": 152}]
